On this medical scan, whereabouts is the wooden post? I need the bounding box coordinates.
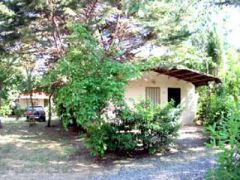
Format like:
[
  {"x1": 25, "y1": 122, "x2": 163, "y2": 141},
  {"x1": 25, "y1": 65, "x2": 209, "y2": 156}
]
[
  {"x1": 47, "y1": 93, "x2": 53, "y2": 127},
  {"x1": 0, "y1": 118, "x2": 2, "y2": 129},
  {"x1": 0, "y1": 85, "x2": 3, "y2": 128}
]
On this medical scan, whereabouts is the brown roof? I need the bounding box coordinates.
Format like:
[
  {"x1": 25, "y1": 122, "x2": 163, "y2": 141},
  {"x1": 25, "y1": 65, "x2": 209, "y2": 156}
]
[{"x1": 154, "y1": 68, "x2": 221, "y2": 87}]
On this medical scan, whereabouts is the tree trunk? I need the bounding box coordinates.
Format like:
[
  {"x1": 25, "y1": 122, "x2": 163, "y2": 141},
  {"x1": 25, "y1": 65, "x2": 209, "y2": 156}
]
[
  {"x1": 0, "y1": 84, "x2": 3, "y2": 128},
  {"x1": 0, "y1": 84, "x2": 2, "y2": 112},
  {"x1": 47, "y1": 93, "x2": 53, "y2": 127},
  {"x1": 29, "y1": 91, "x2": 35, "y2": 126},
  {"x1": 30, "y1": 92, "x2": 34, "y2": 108}
]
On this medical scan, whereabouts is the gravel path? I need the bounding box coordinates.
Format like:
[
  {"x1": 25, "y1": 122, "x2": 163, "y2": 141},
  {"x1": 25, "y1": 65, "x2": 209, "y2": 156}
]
[{"x1": 0, "y1": 126, "x2": 218, "y2": 180}]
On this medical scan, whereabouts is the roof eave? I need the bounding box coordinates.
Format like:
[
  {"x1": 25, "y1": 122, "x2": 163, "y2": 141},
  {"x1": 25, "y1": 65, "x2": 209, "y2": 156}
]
[{"x1": 153, "y1": 68, "x2": 221, "y2": 87}]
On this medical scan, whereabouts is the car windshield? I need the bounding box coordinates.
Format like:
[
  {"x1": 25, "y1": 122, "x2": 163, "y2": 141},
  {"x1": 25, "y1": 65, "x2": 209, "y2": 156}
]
[{"x1": 27, "y1": 106, "x2": 44, "y2": 111}]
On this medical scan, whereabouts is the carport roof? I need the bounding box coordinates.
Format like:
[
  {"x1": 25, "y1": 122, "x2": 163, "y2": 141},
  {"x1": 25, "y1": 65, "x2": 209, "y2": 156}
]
[{"x1": 153, "y1": 67, "x2": 221, "y2": 87}]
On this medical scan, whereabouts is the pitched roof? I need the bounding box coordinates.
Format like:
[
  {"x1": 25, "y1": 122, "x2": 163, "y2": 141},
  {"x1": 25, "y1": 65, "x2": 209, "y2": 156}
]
[{"x1": 154, "y1": 67, "x2": 221, "y2": 87}]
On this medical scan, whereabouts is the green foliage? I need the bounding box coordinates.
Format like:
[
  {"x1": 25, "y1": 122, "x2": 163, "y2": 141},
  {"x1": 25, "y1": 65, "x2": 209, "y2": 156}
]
[
  {"x1": 207, "y1": 102, "x2": 240, "y2": 180},
  {"x1": 201, "y1": 51, "x2": 240, "y2": 179},
  {"x1": 85, "y1": 121, "x2": 114, "y2": 157},
  {"x1": 131, "y1": 0, "x2": 216, "y2": 73},
  {"x1": 224, "y1": 51, "x2": 240, "y2": 102},
  {"x1": 133, "y1": 0, "x2": 204, "y2": 45},
  {"x1": 53, "y1": 24, "x2": 140, "y2": 127},
  {"x1": 0, "y1": 55, "x2": 22, "y2": 98},
  {"x1": 1, "y1": 0, "x2": 219, "y2": 72},
  {"x1": 13, "y1": 107, "x2": 25, "y2": 118},
  {"x1": 206, "y1": 31, "x2": 224, "y2": 75},
  {"x1": 0, "y1": 54, "x2": 22, "y2": 115},
  {"x1": 198, "y1": 87, "x2": 232, "y2": 128},
  {"x1": 86, "y1": 100, "x2": 181, "y2": 156},
  {"x1": 0, "y1": 100, "x2": 11, "y2": 117},
  {"x1": 0, "y1": 0, "x2": 83, "y2": 44},
  {"x1": 199, "y1": 51, "x2": 240, "y2": 128}
]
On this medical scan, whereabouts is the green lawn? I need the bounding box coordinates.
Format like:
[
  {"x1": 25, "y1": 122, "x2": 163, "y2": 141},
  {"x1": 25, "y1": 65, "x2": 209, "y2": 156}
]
[{"x1": 0, "y1": 119, "x2": 101, "y2": 173}]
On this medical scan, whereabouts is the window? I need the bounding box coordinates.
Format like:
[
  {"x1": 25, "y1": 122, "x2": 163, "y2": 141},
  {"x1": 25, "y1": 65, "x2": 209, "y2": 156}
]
[
  {"x1": 146, "y1": 87, "x2": 160, "y2": 105},
  {"x1": 44, "y1": 99, "x2": 48, "y2": 107},
  {"x1": 168, "y1": 88, "x2": 181, "y2": 107}
]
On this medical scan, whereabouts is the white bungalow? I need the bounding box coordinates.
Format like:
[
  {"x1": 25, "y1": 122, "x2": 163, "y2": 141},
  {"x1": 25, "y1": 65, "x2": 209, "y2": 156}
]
[
  {"x1": 16, "y1": 91, "x2": 49, "y2": 109},
  {"x1": 124, "y1": 67, "x2": 221, "y2": 125}
]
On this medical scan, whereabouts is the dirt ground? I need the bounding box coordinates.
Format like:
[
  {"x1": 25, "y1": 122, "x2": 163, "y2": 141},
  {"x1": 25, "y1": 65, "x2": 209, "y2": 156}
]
[
  {"x1": 0, "y1": 119, "x2": 100, "y2": 172},
  {"x1": 0, "y1": 118, "x2": 218, "y2": 180}
]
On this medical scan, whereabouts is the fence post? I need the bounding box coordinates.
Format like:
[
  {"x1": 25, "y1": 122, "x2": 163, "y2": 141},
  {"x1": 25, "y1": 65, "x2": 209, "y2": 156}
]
[{"x1": 0, "y1": 118, "x2": 2, "y2": 129}]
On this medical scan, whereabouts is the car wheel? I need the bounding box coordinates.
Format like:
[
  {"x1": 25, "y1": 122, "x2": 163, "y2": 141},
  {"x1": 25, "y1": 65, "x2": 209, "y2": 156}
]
[{"x1": 42, "y1": 117, "x2": 46, "y2": 122}]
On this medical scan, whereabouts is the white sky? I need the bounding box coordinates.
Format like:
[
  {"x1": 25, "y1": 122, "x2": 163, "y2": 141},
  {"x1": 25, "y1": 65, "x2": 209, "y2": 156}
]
[{"x1": 216, "y1": 7, "x2": 240, "y2": 49}]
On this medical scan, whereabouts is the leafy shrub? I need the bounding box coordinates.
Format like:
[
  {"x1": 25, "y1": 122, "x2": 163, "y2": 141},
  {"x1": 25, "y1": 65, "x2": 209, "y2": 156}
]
[
  {"x1": 0, "y1": 100, "x2": 11, "y2": 117},
  {"x1": 198, "y1": 87, "x2": 231, "y2": 127},
  {"x1": 13, "y1": 107, "x2": 25, "y2": 118},
  {"x1": 207, "y1": 102, "x2": 240, "y2": 180},
  {"x1": 85, "y1": 121, "x2": 114, "y2": 157},
  {"x1": 113, "y1": 100, "x2": 181, "y2": 154},
  {"x1": 86, "y1": 100, "x2": 181, "y2": 156},
  {"x1": 203, "y1": 54, "x2": 240, "y2": 179},
  {"x1": 198, "y1": 86, "x2": 237, "y2": 147}
]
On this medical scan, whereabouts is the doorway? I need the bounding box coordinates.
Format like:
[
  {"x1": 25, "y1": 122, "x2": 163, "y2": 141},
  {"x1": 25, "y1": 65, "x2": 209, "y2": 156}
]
[{"x1": 168, "y1": 88, "x2": 181, "y2": 107}]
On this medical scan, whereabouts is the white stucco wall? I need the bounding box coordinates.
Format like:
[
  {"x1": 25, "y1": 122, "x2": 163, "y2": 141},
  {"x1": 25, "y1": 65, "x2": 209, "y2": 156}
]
[
  {"x1": 17, "y1": 92, "x2": 49, "y2": 109},
  {"x1": 124, "y1": 71, "x2": 198, "y2": 125},
  {"x1": 18, "y1": 99, "x2": 45, "y2": 109}
]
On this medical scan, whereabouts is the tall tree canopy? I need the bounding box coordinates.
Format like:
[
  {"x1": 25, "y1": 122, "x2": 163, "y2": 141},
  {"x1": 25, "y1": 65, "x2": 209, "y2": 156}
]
[{"x1": 0, "y1": 0, "x2": 215, "y2": 67}]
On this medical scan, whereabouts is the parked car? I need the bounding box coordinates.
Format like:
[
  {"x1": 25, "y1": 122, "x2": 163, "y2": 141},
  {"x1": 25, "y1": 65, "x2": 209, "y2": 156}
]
[{"x1": 25, "y1": 106, "x2": 46, "y2": 122}]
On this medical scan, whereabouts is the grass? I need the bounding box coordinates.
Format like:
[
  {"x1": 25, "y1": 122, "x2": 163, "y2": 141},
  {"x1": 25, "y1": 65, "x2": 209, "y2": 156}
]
[
  {"x1": 0, "y1": 119, "x2": 100, "y2": 174},
  {"x1": 0, "y1": 118, "x2": 216, "y2": 178}
]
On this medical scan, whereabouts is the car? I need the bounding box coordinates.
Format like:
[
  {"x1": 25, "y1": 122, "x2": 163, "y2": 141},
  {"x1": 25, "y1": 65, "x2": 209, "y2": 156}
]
[{"x1": 25, "y1": 106, "x2": 46, "y2": 122}]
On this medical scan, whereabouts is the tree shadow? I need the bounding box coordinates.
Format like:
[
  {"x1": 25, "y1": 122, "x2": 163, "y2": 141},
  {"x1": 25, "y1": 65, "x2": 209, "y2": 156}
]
[{"x1": 0, "y1": 122, "x2": 217, "y2": 176}]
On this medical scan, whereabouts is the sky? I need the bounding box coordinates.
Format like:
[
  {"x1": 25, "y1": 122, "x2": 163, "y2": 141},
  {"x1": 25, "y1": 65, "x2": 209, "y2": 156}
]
[{"x1": 217, "y1": 6, "x2": 240, "y2": 49}]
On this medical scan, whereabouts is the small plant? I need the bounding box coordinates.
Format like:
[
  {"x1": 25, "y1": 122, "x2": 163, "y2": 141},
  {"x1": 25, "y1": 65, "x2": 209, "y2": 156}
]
[
  {"x1": 13, "y1": 107, "x2": 25, "y2": 120},
  {"x1": 85, "y1": 121, "x2": 114, "y2": 157}
]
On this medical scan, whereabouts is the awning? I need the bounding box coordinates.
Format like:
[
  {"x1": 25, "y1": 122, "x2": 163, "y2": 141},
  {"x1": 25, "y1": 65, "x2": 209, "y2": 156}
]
[
  {"x1": 18, "y1": 91, "x2": 49, "y2": 100},
  {"x1": 154, "y1": 68, "x2": 221, "y2": 87}
]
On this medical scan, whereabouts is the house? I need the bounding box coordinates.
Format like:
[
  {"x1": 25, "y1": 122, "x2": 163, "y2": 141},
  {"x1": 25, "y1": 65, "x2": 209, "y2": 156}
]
[
  {"x1": 16, "y1": 91, "x2": 49, "y2": 109},
  {"x1": 124, "y1": 67, "x2": 221, "y2": 125}
]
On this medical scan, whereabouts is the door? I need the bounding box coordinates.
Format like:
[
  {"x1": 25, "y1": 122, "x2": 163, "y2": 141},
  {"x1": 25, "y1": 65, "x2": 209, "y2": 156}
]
[{"x1": 168, "y1": 88, "x2": 181, "y2": 107}]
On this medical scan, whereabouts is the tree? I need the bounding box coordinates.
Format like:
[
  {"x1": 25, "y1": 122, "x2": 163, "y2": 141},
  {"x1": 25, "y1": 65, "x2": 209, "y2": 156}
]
[
  {"x1": 207, "y1": 31, "x2": 224, "y2": 76},
  {"x1": 203, "y1": 50, "x2": 240, "y2": 179},
  {"x1": 19, "y1": 55, "x2": 40, "y2": 125},
  {"x1": 23, "y1": 60, "x2": 35, "y2": 107},
  {"x1": 0, "y1": 0, "x2": 214, "y2": 64},
  {"x1": 0, "y1": 53, "x2": 22, "y2": 116},
  {"x1": 40, "y1": 71, "x2": 60, "y2": 127},
  {"x1": 49, "y1": 24, "x2": 140, "y2": 128},
  {"x1": 224, "y1": 51, "x2": 240, "y2": 102}
]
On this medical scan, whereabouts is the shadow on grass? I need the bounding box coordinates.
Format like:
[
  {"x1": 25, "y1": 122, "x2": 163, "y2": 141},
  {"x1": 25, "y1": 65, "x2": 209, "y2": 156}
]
[
  {"x1": 0, "y1": 120, "x2": 104, "y2": 173},
  {"x1": 0, "y1": 121, "x2": 216, "y2": 174}
]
